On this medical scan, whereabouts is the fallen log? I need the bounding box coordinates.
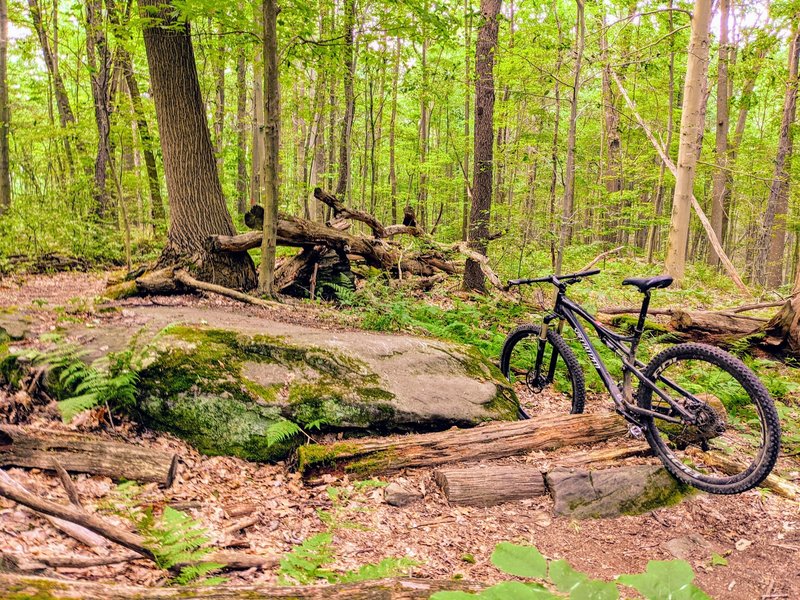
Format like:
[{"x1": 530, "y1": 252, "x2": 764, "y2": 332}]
[
  {"x1": 297, "y1": 412, "x2": 629, "y2": 477},
  {"x1": 434, "y1": 465, "x2": 546, "y2": 507},
  {"x1": 0, "y1": 574, "x2": 483, "y2": 599},
  {"x1": 687, "y1": 449, "x2": 800, "y2": 500},
  {"x1": 669, "y1": 310, "x2": 764, "y2": 336},
  {"x1": 0, "y1": 424, "x2": 179, "y2": 487},
  {"x1": 0, "y1": 470, "x2": 277, "y2": 570},
  {"x1": 1, "y1": 551, "x2": 139, "y2": 571}
]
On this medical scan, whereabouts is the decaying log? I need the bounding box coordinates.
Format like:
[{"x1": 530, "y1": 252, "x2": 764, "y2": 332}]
[
  {"x1": 0, "y1": 574, "x2": 483, "y2": 599},
  {"x1": 669, "y1": 310, "x2": 764, "y2": 336},
  {"x1": 761, "y1": 296, "x2": 800, "y2": 357},
  {"x1": 553, "y1": 443, "x2": 653, "y2": 468},
  {"x1": 434, "y1": 465, "x2": 547, "y2": 507},
  {"x1": 0, "y1": 470, "x2": 277, "y2": 570},
  {"x1": 0, "y1": 424, "x2": 179, "y2": 486},
  {"x1": 297, "y1": 412, "x2": 629, "y2": 477}
]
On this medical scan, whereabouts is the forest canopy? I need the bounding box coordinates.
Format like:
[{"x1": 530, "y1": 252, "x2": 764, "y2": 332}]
[{"x1": 0, "y1": 0, "x2": 798, "y2": 296}]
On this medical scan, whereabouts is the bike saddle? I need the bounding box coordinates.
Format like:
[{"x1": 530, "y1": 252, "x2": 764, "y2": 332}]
[{"x1": 621, "y1": 275, "x2": 674, "y2": 293}]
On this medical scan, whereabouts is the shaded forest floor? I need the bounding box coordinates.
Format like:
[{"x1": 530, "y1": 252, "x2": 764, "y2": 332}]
[{"x1": 1, "y1": 271, "x2": 799, "y2": 599}]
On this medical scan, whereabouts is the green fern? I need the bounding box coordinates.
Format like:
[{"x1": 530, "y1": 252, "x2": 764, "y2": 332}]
[
  {"x1": 265, "y1": 418, "x2": 302, "y2": 447},
  {"x1": 25, "y1": 342, "x2": 139, "y2": 422},
  {"x1": 278, "y1": 532, "x2": 337, "y2": 585}
]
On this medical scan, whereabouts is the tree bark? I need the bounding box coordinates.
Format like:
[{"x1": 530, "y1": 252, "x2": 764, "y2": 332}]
[
  {"x1": 665, "y1": 0, "x2": 712, "y2": 282},
  {"x1": 0, "y1": 0, "x2": 9, "y2": 215},
  {"x1": 434, "y1": 466, "x2": 546, "y2": 507},
  {"x1": 462, "y1": 0, "x2": 472, "y2": 241},
  {"x1": 297, "y1": 412, "x2": 628, "y2": 477},
  {"x1": 0, "y1": 424, "x2": 178, "y2": 486},
  {"x1": 709, "y1": 0, "x2": 731, "y2": 266},
  {"x1": 258, "y1": 0, "x2": 280, "y2": 297},
  {"x1": 213, "y1": 20, "x2": 225, "y2": 179},
  {"x1": 599, "y1": 9, "x2": 620, "y2": 242},
  {"x1": 0, "y1": 575, "x2": 482, "y2": 599},
  {"x1": 138, "y1": 0, "x2": 256, "y2": 289},
  {"x1": 463, "y1": 0, "x2": 501, "y2": 292},
  {"x1": 754, "y1": 21, "x2": 800, "y2": 287}
]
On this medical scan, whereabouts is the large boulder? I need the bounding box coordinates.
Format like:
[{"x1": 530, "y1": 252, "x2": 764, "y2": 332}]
[{"x1": 116, "y1": 306, "x2": 517, "y2": 462}]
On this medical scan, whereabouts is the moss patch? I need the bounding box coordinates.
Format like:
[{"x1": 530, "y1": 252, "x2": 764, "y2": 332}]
[{"x1": 136, "y1": 326, "x2": 398, "y2": 462}]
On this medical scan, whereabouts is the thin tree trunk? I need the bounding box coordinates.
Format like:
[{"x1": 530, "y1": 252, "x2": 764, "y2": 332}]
[
  {"x1": 236, "y1": 47, "x2": 248, "y2": 214},
  {"x1": 0, "y1": 0, "x2": 9, "y2": 214},
  {"x1": 138, "y1": 0, "x2": 256, "y2": 289},
  {"x1": 388, "y1": 37, "x2": 400, "y2": 224},
  {"x1": 251, "y1": 1, "x2": 265, "y2": 208},
  {"x1": 463, "y1": 0, "x2": 501, "y2": 292},
  {"x1": 709, "y1": 0, "x2": 731, "y2": 266},
  {"x1": 548, "y1": 3, "x2": 564, "y2": 270},
  {"x1": 462, "y1": 0, "x2": 472, "y2": 241},
  {"x1": 214, "y1": 20, "x2": 226, "y2": 180},
  {"x1": 646, "y1": 1, "x2": 676, "y2": 263},
  {"x1": 258, "y1": 0, "x2": 280, "y2": 297},
  {"x1": 28, "y1": 0, "x2": 83, "y2": 174},
  {"x1": 335, "y1": 0, "x2": 355, "y2": 199},
  {"x1": 555, "y1": 0, "x2": 584, "y2": 274},
  {"x1": 600, "y1": 10, "x2": 620, "y2": 242},
  {"x1": 754, "y1": 21, "x2": 800, "y2": 287},
  {"x1": 417, "y1": 37, "x2": 430, "y2": 230},
  {"x1": 665, "y1": 0, "x2": 712, "y2": 282},
  {"x1": 85, "y1": 0, "x2": 113, "y2": 219}
]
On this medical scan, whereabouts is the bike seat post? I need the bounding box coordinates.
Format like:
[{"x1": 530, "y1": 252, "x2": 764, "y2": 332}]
[{"x1": 635, "y1": 291, "x2": 652, "y2": 336}]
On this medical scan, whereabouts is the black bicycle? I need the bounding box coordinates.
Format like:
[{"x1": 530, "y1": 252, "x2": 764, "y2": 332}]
[{"x1": 500, "y1": 269, "x2": 781, "y2": 494}]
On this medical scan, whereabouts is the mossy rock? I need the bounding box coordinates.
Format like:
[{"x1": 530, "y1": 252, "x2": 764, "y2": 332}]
[
  {"x1": 134, "y1": 318, "x2": 518, "y2": 463},
  {"x1": 546, "y1": 465, "x2": 692, "y2": 519}
]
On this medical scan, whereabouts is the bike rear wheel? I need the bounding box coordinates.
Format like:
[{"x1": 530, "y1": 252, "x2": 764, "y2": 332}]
[
  {"x1": 500, "y1": 324, "x2": 586, "y2": 416},
  {"x1": 637, "y1": 343, "x2": 781, "y2": 494}
]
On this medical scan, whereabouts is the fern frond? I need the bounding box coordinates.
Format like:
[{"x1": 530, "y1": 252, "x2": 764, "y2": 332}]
[{"x1": 265, "y1": 419, "x2": 302, "y2": 447}]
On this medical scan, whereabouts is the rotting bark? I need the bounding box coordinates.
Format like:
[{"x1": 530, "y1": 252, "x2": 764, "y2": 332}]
[
  {"x1": 0, "y1": 575, "x2": 483, "y2": 599},
  {"x1": 297, "y1": 412, "x2": 628, "y2": 477},
  {"x1": 0, "y1": 424, "x2": 178, "y2": 486}
]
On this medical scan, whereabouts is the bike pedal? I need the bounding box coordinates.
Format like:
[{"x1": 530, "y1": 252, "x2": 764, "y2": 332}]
[{"x1": 628, "y1": 425, "x2": 644, "y2": 439}]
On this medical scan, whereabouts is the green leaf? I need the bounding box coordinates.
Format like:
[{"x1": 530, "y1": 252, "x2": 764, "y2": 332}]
[
  {"x1": 617, "y1": 560, "x2": 710, "y2": 600},
  {"x1": 491, "y1": 542, "x2": 548, "y2": 579},
  {"x1": 570, "y1": 579, "x2": 619, "y2": 600},
  {"x1": 430, "y1": 593, "x2": 478, "y2": 600},
  {"x1": 480, "y1": 581, "x2": 557, "y2": 599},
  {"x1": 710, "y1": 553, "x2": 728, "y2": 567},
  {"x1": 549, "y1": 559, "x2": 619, "y2": 600},
  {"x1": 549, "y1": 559, "x2": 587, "y2": 592}
]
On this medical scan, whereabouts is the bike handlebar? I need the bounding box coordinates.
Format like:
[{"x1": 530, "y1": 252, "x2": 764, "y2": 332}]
[{"x1": 508, "y1": 268, "x2": 601, "y2": 288}]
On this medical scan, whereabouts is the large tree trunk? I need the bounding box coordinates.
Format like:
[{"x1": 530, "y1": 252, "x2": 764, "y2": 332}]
[
  {"x1": 0, "y1": 575, "x2": 482, "y2": 600},
  {"x1": 138, "y1": 0, "x2": 256, "y2": 289},
  {"x1": 664, "y1": 0, "x2": 712, "y2": 282},
  {"x1": 754, "y1": 22, "x2": 800, "y2": 287},
  {"x1": 258, "y1": 0, "x2": 280, "y2": 297},
  {"x1": 463, "y1": 0, "x2": 501, "y2": 292},
  {"x1": 709, "y1": 0, "x2": 731, "y2": 266},
  {"x1": 85, "y1": 0, "x2": 113, "y2": 219},
  {"x1": 0, "y1": 0, "x2": 9, "y2": 214},
  {"x1": 297, "y1": 412, "x2": 628, "y2": 477}
]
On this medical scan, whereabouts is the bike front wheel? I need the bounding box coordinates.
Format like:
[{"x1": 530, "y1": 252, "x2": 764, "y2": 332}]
[
  {"x1": 637, "y1": 343, "x2": 781, "y2": 494},
  {"x1": 499, "y1": 324, "x2": 586, "y2": 416}
]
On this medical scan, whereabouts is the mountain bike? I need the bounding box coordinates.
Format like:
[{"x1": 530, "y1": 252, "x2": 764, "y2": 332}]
[{"x1": 500, "y1": 269, "x2": 781, "y2": 494}]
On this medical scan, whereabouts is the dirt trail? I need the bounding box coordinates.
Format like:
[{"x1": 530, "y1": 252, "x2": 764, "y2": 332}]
[{"x1": 0, "y1": 273, "x2": 799, "y2": 599}]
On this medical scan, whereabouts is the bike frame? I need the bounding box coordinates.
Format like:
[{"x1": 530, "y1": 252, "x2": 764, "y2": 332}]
[{"x1": 535, "y1": 286, "x2": 702, "y2": 427}]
